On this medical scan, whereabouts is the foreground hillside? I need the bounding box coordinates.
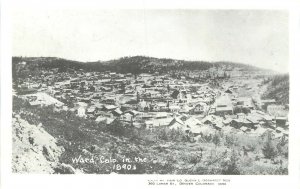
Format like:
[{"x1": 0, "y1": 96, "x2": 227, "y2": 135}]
[
  {"x1": 12, "y1": 114, "x2": 81, "y2": 173},
  {"x1": 13, "y1": 97, "x2": 288, "y2": 175}
]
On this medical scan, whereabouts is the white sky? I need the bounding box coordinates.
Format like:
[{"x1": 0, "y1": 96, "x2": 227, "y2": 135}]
[{"x1": 13, "y1": 9, "x2": 289, "y2": 72}]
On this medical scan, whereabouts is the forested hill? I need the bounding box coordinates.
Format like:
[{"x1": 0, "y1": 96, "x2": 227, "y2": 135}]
[
  {"x1": 12, "y1": 56, "x2": 266, "y2": 74},
  {"x1": 262, "y1": 74, "x2": 289, "y2": 105}
]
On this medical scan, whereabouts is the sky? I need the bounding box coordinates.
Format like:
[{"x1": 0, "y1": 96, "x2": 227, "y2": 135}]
[{"x1": 12, "y1": 9, "x2": 289, "y2": 72}]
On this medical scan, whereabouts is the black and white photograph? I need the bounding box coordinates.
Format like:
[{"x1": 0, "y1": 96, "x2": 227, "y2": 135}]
[{"x1": 10, "y1": 9, "x2": 291, "y2": 175}]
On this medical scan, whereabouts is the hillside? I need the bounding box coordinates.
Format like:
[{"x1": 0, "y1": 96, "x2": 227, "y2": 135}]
[
  {"x1": 262, "y1": 74, "x2": 289, "y2": 105},
  {"x1": 12, "y1": 113, "x2": 76, "y2": 173},
  {"x1": 12, "y1": 96, "x2": 288, "y2": 175},
  {"x1": 12, "y1": 56, "x2": 265, "y2": 75}
]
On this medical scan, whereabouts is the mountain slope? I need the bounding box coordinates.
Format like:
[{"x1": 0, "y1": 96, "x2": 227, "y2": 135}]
[
  {"x1": 12, "y1": 56, "x2": 265, "y2": 75},
  {"x1": 262, "y1": 74, "x2": 289, "y2": 105},
  {"x1": 12, "y1": 114, "x2": 64, "y2": 173}
]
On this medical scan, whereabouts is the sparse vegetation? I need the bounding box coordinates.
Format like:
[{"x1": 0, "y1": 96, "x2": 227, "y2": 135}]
[{"x1": 13, "y1": 96, "x2": 288, "y2": 174}]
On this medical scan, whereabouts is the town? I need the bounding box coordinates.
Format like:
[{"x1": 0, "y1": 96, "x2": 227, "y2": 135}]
[{"x1": 13, "y1": 60, "x2": 289, "y2": 142}]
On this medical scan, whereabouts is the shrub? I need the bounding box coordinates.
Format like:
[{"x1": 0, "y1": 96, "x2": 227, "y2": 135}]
[
  {"x1": 106, "y1": 119, "x2": 126, "y2": 136},
  {"x1": 212, "y1": 133, "x2": 221, "y2": 147},
  {"x1": 221, "y1": 150, "x2": 240, "y2": 175},
  {"x1": 262, "y1": 131, "x2": 277, "y2": 159},
  {"x1": 225, "y1": 134, "x2": 237, "y2": 147}
]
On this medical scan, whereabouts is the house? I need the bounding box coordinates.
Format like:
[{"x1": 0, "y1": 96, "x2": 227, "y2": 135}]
[
  {"x1": 171, "y1": 89, "x2": 189, "y2": 103},
  {"x1": 223, "y1": 118, "x2": 232, "y2": 125},
  {"x1": 191, "y1": 103, "x2": 206, "y2": 114},
  {"x1": 103, "y1": 105, "x2": 117, "y2": 111},
  {"x1": 246, "y1": 115, "x2": 260, "y2": 128},
  {"x1": 236, "y1": 113, "x2": 246, "y2": 119},
  {"x1": 275, "y1": 127, "x2": 286, "y2": 133},
  {"x1": 225, "y1": 89, "x2": 233, "y2": 94},
  {"x1": 215, "y1": 106, "x2": 233, "y2": 116},
  {"x1": 24, "y1": 93, "x2": 64, "y2": 107},
  {"x1": 153, "y1": 102, "x2": 168, "y2": 111},
  {"x1": 28, "y1": 101, "x2": 41, "y2": 107},
  {"x1": 254, "y1": 127, "x2": 268, "y2": 137},
  {"x1": 240, "y1": 126, "x2": 250, "y2": 132},
  {"x1": 214, "y1": 95, "x2": 233, "y2": 116},
  {"x1": 121, "y1": 110, "x2": 139, "y2": 122},
  {"x1": 185, "y1": 117, "x2": 202, "y2": 128},
  {"x1": 155, "y1": 117, "x2": 174, "y2": 127},
  {"x1": 179, "y1": 104, "x2": 194, "y2": 113},
  {"x1": 155, "y1": 112, "x2": 168, "y2": 119},
  {"x1": 237, "y1": 97, "x2": 254, "y2": 110},
  {"x1": 112, "y1": 108, "x2": 123, "y2": 117},
  {"x1": 139, "y1": 73, "x2": 152, "y2": 80},
  {"x1": 138, "y1": 100, "x2": 149, "y2": 111},
  {"x1": 202, "y1": 115, "x2": 216, "y2": 125},
  {"x1": 275, "y1": 117, "x2": 288, "y2": 128},
  {"x1": 145, "y1": 120, "x2": 154, "y2": 129},
  {"x1": 261, "y1": 99, "x2": 276, "y2": 110},
  {"x1": 168, "y1": 117, "x2": 186, "y2": 130},
  {"x1": 169, "y1": 105, "x2": 180, "y2": 112},
  {"x1": 95, "y1": 116, "x2": 115, "y2": 125},
  {"x1": 86, "y1": 106, "x2": 96, "y2": 115},
  {"x1": 77, "y1": 106, "x2": 86, "y2": 117},
  {"x1": 212, "y1": 122, "x2": 223, "y2": 131},
  {"x1": 102, "y1": 97, "x2": 115, "y2": 104},
  {"x1": 97, "y1": 111, "x2": 114, "y2": 118},
  {"x1": 231, "y1": 118, "x2": 244, "y2": 129},
  {"x1": 263, "y1": 115, "x2": 274, "y2": 126}
]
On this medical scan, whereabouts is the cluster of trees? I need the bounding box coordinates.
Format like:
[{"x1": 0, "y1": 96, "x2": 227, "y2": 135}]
[{"x1": 262, "y1": 74, "x2": 289, "y2": 104}]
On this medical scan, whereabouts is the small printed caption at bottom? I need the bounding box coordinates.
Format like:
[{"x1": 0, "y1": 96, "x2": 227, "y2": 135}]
[{"x1": 148, "y1": 179, "x2": 230, "y2": 186}]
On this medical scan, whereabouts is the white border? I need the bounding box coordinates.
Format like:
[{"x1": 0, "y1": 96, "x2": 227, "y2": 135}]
[{"x1": 1, "y1": 0, "x2": 300, "y2": 189}]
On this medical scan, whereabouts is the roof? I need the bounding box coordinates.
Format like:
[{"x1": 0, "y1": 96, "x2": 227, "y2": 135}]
[
  {"x1": 113, "y1": 108, "x2": 123, "y2": 115},
  {"x1": 24, "y1": 93, "x2": 64, "y2": 106},
  {"x1": 145, "y1": 120, "x2": 154, "y2": 125},
  {"x1": 104, "y1": 105, "x2": 117, "y2": 110},
  {"x1": 216, "y1": 106, "x2": 233, "y2": 112},
  {"x1": 223, "y1": 118, "x2": 232, "y2": 124},
  {"x1": 157, "y1": 102, "x2": 167, "y2": 107},
  {"x1": 240, "y1": 126, "x2": 249, "y2": 132},
  {"x1": 261, "y1": 99, "x2": 276, "y2": 103},
  {"x1": 95, "y1": 116, "x2": 106, "y2": 122},
  {"x1": 201, "y1": 115, "x2": 221, "y2": 124},
  {"x1": 87, "y1": 106, "x2": 96, "y2": 113},
  {"x1": 29, "y1": 101, "x2": 40, "y2": 106},
  {"x1": 153, "y1": 118, "x2": 173, "y2": 127},
  {"x1": 276, "y1": 117, "x2": 287, "y2": 121},
  {"x1": 216, "y1": 95, "x2": 232, "y2": 106},
  {"x1": 276, "y1": 127, "x2": 286, "y2": 132},
  {"x1": 169, "y1": 117, "x2": 184, "y2": 126},
  {"x1": 155, "y1": 112, "x2": 168, "y2": 118},
  {"x1": 95, "y1": 116, "x2": 115, "y2": 124},
  {"x1": 185, "y1": 117, "x2": 202, "y2": 127},
  {"x1": 169, "y1": 105, "x2": 180, "y2": 110},
  {"x1": 263, "y1": 115, "x2": 273, "y2": 121},
  {"x1": 77, "y1": 102, "x2": 88, "y2": 107},
  {"x1": 246, "y1": 116, "x2": 260, "y2": 124}
]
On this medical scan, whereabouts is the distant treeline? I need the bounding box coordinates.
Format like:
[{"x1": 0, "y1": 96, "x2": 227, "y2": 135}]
[{"x1": 12, "y1": 56, "x2": 262, "y2": 75}]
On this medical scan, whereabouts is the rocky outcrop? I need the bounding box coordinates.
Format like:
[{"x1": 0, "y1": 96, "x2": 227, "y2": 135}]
[{"x1": 12, "y1": 114, "x2": 65, "y2": 173}]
